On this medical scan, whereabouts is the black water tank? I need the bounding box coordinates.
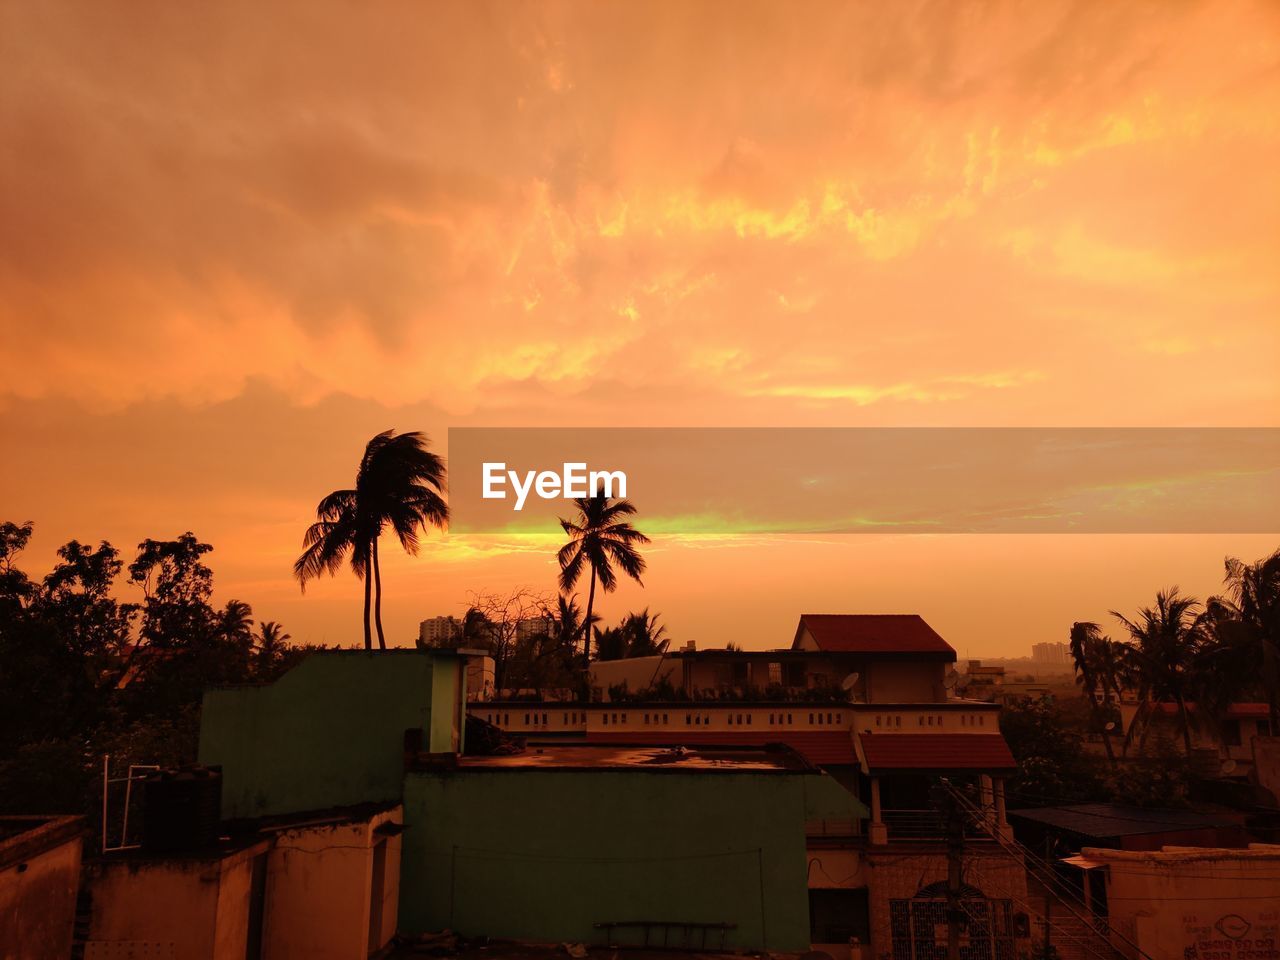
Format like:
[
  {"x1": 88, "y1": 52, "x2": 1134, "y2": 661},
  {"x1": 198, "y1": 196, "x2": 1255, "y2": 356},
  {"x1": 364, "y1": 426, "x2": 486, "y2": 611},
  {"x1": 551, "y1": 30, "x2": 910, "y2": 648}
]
[{"x1": 142, "y1": 765, "x2": 222, "y2": 853}]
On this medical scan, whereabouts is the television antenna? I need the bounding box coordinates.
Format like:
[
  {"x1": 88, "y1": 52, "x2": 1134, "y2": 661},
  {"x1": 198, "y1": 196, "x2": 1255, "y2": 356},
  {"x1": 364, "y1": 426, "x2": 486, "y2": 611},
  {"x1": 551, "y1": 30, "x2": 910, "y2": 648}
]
[{"x1": 841, "y1": 672, "x2": 861, "y2": 701}]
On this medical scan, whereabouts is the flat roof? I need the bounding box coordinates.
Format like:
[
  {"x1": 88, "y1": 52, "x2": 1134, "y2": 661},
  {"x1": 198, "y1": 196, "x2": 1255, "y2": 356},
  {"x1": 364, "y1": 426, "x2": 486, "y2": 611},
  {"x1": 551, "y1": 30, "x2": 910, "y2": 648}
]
[
  {"x1": 457, "y1": 743, "x2": 816, "y2": 773},
  {"x1": 1008, "y1": 803, "x2": 1241, "y2": 839}
]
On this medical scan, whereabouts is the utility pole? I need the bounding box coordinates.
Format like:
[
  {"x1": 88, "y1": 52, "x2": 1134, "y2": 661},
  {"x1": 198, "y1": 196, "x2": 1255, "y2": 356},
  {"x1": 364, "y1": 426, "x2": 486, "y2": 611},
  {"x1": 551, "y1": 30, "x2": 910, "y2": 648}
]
[
  {"x1": 931, "y1": 782, "x2": 965, "y2": 960},
  {"x1": 1043, "y1": 834, "x2": 1054, "y2": 960}
]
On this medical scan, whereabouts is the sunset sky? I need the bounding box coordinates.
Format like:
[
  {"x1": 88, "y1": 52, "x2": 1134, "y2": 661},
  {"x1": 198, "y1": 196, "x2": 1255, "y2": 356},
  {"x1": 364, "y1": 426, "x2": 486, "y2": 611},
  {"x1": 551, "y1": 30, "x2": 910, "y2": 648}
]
[{"x1": 2, "y1": 0, "x2": 1277, "y2": 656}]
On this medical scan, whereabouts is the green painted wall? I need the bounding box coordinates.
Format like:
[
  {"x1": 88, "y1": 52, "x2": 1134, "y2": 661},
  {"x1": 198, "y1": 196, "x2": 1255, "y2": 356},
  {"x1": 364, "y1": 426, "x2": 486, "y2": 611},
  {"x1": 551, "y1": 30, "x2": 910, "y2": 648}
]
[
  {"x1": 199, "y1": 650, "x2": 459, "y2": 818},
  {"x1": 399, "y1": 767, "x2": 864, "y2": 952}
]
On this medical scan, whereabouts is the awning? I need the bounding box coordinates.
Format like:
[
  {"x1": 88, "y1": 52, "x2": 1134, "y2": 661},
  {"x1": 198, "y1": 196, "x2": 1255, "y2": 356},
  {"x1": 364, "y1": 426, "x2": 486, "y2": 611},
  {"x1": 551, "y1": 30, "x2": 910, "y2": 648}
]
[
  {"x1": 1060, "y1": 855, "x2": 1107, "y2": 871},
  {"x1": 858, "y1": 734, "x2": 1017, "y2": 773}
]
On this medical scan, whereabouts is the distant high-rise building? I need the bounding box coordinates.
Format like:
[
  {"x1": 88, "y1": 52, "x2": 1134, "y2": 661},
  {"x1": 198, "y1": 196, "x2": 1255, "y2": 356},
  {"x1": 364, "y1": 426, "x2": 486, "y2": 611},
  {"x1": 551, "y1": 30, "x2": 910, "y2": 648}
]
[
  {"x1": 418, "y1": 616, "x2": 462, "y2": 647},
  {"x1": 516, "y1": 616, "x2": 556, "y2": 640},
  {"x1": 1031, "y1": 641, "x2": 1070, "y2": 665}
]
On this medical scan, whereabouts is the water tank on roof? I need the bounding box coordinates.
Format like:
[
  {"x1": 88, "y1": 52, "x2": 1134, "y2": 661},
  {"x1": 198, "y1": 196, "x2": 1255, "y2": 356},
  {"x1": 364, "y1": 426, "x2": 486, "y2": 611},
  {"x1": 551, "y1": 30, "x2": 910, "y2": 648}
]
[{"x1": 142, "y1": 765, "x2": 222, "y2": 854}]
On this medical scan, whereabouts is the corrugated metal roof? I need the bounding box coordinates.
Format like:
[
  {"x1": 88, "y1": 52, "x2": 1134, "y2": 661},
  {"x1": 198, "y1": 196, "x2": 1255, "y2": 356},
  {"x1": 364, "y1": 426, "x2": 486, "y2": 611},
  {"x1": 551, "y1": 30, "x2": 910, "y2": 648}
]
[
  {"x1": 859, "y1": 733, "x2": 1016, "y2": 771},
  {"x1": 1007, "y1": 803, "x2": 1240, "y2": 839},
  {"x1": 795, "y1": 614, "x2": 956, "y2": 658}
]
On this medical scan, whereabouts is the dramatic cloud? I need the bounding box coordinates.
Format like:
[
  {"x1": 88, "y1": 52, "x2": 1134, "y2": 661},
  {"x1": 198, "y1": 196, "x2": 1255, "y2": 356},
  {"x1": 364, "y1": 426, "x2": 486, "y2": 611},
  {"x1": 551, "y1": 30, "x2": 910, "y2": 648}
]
[{"x1": 1, "y1": 1, "x2": 1277, "y2": 650}]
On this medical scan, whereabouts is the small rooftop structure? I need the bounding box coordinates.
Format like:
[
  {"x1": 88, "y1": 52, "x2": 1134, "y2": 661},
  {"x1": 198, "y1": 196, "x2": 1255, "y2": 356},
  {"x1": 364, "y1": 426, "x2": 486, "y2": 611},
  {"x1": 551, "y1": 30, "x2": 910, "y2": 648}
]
[{"x1": 794, "y1": 614, "x2": 956, "y2": 659}]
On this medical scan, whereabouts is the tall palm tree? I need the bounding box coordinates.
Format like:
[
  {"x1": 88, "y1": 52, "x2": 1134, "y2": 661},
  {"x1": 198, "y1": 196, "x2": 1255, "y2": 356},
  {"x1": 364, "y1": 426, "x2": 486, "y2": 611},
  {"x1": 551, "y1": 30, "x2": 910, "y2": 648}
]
[
  {"x1": 220, "y1": 599, "x2": 255, "y2": 651},
  {"x1": 557, "y1": 494, "x2": 649, "y2": 663},
  {"x1": 1111, "y1": 588, "x2": 1205, "y2": 757},
  {"x1": 1214, "y1": 548, "x2": 1280, "y2": 728},
  {"x1": 1068, "y1": 621, "x2": 1123, "y2": 768},
  {"x1": 294, "y1": 430, "x2": 448, "y2": 650}
]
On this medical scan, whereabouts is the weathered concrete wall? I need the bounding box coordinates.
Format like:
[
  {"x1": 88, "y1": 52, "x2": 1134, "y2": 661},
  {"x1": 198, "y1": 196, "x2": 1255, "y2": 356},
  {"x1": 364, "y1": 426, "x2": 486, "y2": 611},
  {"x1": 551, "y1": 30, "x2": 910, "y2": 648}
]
[
  {"x1": 85, "y1": 841, "x2": 268, "y2": 959},
  {"x1": 1086, "y1": 843, "x2": 1280, "y2": 960},
  {"x1": 200, "y1": 650, "x2": 461, "y2": 818},
  {"x1": 0, "y1": 817, "x2": 83, "y2": 960},
  {"x1": 399, "y1": 768, "x2": 843, "y2": 951},
  {"x1": 261, "y1": 806, "x2": 403, "y2": 960}
]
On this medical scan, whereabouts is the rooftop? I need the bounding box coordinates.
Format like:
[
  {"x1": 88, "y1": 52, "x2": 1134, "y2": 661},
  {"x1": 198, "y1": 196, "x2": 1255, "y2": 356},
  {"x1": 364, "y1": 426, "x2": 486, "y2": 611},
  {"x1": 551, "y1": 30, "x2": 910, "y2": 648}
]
[
  {"x1": 1009, "y1": 803, "x2": 1242, "y2": 839},
  {"x1": 859, "y1": 733, "x2": 1017, "y2": 772},
  {"x1": 795, "y1": 614, "x2": 957, "y2": 659},
  {"x1": 456, "y1": 743, "x2": 816, "y2": 773}
]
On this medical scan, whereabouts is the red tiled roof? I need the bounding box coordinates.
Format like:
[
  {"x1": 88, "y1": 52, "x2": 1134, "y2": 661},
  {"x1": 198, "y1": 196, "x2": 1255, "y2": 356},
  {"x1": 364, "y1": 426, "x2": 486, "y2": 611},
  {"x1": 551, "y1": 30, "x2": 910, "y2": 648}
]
[
  {"x1": 586, "y1": 731, "x2": 857, "y2": 766},
  {"x1": 860, "y1": 734, "x2": 1016, "y2": 772},
  {"x1": 794, "y1": 614, "x2": 956, "y2": 658}
]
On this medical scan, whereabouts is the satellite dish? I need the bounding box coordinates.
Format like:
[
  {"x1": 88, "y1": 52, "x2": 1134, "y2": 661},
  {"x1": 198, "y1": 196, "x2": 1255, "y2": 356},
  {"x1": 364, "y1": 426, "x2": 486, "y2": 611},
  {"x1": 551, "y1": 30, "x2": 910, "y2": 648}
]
[
  {"x1": 943, "y1": 669, "x2": 960, "y2": 689},
  {"x1": 1222, "y1": 758, "x2": 1238, "y2": 775},
  {"x1": 841, "y1": 672, "x2": 861, "y2": 691},
  {"x1": 1104, "y1": 721, "x2": 1116, "y2": 731}
]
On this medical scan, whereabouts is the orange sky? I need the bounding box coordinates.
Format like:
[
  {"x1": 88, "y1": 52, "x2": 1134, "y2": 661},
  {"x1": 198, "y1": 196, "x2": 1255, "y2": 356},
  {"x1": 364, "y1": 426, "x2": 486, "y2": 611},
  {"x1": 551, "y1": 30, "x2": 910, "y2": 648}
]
[{"x1": 1, "y1": 1, "x2": 1277, "y2": 656}]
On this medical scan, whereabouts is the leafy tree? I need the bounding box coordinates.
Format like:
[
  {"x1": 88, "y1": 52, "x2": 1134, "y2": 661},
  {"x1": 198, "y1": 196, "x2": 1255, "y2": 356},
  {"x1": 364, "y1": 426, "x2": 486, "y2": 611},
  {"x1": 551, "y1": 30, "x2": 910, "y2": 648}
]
[
  {"x1": 1210, "y1": 548, "x2": 1280, "y2": 728},
  {"x1": 1111, "y1": 588, "x2": 1205, "y2": 757},
  {"x1": 1068, "y1": 622, "x2": 1124, "y2": 768},
  {"x1": 557, "y1": 494, "x2": 649, "y2": 663},
  {"x1": 998, "y1": 696, "x2": 1106, "y2": 805},
  {"x1": 294, "y1": 430, "x2": 448, "y2": 650},
  {"x1": 255, "y1": 621, "x2": 291, "y2": 677},
  {"x1": 592, "y1": 609, "x2": 670, "y2": 661}
]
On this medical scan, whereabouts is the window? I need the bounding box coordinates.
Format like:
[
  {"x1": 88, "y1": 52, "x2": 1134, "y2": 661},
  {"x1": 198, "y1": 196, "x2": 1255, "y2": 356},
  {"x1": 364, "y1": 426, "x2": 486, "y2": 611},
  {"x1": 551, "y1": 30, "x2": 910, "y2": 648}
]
[
  {"x1": 876, "y1": 715, "x2": 882, "y2": 727},
  {"x1": 788, "y1": 713, "x2": 793, "y2": 724},
  {"x1": 563, "y1": 713, "x2": 568, "y2": 724},
  {"x1": 602, "y1": 713, "x2": 609, "y2": 726},
  {"x1": 769, "y1": 713, "x2": 775, "y2": 725},
  {"x1": 728, "y1": 714, "x2": 734, "y2": 726},
  {"x1": 746, "y1": 714, "x2": 752, "y2": 725},
  {"x1": 663, "y1": 713, "x2": 669, "y2": 724},
  {"x1": 686, "y1": 713, "x2": 692, "y2": 725},
  {"x1": 895, "y1": 716, "x2": 902, "y2": 727},
  {"x1": 504, "y1": 713, "x2": 509, "y2": 725},
  {"x1": 542, "y1": 713, "x2": 548, "y2": 726},
  {"x1": 524, "y1": 713, "x2": 530, "y2": 724},
  {"x1": 808, "y1": 713, "x2": 815, "y2": 725}
]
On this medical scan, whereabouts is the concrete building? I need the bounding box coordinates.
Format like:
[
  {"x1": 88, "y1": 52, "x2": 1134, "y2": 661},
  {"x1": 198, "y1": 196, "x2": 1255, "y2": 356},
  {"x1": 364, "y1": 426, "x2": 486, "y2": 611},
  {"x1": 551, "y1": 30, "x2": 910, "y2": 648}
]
[
  {"x1": 0, "y1": 815, "x2": 84, "y2": 960},
  {"x1": 1118, "y1": 700, "x2": 1276, "y2": 779},
  {"x1": 73, "y1": 617, "x2": 1039, "y2": 960},
  {"x1": 418, "y1": 615, "x2": 462, "y2": 646},
  {"x1": 84, "y1": 803, "x2": 403, "y2": 960},
  {"x1": 1031, "y1": 641, "x2": 1070, "y2": 667},
  {"x1": 1065, "y1": 843, "x2": 1280, "y2": 960},
  {"x1": 486, "y1": 615, "x2": 1032, "y2": 957}
]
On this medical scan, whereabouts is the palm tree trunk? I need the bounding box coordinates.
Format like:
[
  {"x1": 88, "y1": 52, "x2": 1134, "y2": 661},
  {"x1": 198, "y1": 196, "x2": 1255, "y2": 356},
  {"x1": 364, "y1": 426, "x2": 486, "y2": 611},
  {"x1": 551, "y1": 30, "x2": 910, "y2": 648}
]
[
  {"x1": 1091, "y1": 694, "x2": 1117, "y2": 769},
  {"x1": 372, "y1": 537, "x2": 386, "y2": 650},
  {"x1": 1175, "y1": 693, "x2": 1194, "y2": 757},
  {"x1": 583, "y1": 569, "x2": 597, "y2": 666},
  {"x1": 362, "y1": 561, "x2": 373, "y2": 651}
]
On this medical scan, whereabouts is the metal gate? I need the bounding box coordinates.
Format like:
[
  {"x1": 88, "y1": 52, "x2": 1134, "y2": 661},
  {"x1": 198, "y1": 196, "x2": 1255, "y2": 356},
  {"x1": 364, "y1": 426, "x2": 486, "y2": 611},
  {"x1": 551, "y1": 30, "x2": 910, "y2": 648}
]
[{"x1": 889, "y1": 882, "x2": 1017, "y2": 960}]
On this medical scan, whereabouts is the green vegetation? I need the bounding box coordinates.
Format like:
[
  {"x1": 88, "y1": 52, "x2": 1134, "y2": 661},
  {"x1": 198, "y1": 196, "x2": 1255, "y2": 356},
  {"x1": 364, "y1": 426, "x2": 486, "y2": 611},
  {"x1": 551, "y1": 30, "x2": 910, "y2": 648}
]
[{"x1": 0, "y1": 520, "x2": 316, "y2": 824}]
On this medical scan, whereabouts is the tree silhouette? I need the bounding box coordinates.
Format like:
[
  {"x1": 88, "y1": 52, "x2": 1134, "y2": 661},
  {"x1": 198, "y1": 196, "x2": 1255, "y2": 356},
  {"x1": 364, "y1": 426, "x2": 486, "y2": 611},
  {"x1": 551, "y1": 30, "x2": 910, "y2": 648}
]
[
  {"x1": 556, "y1": 494, "x2": 649, "y2": 663},
  {"x1": 294, "y1": 431, "x2": 448, "y2": 650}
]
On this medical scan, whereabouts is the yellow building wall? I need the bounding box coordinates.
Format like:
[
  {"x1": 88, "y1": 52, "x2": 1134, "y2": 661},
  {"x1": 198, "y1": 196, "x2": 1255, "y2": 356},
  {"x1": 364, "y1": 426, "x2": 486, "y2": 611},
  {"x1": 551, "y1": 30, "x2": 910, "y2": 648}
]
[
  {"x1": 261, "y1": 806, "x2": 403, "y2": 960},
  {"x1": 0, "y1": 825, "x2": 83, "y2": 960},
  {"x1": 85, "y1": 841, "x2": 268, "y2": 959},
  {"x1": 1086, "y1": 844, "x2": 1280, "y2": 960}
]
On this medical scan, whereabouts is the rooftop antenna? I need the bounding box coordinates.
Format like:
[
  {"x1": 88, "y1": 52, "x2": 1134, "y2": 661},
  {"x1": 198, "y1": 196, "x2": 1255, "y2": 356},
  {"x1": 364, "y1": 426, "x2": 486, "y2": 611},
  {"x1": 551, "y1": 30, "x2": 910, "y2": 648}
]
[{"x1": 840, "y1": 672, "x2": 861, "y2": 702}]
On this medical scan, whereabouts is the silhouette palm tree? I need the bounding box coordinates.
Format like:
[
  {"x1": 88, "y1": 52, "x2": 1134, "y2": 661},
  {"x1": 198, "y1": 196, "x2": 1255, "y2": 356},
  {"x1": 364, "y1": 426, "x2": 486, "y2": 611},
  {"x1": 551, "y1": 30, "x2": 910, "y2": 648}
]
[
  {"x1": 1068, "y1": 621, "x2": 1123, "y2": 767},
  {"x1": 557, "y1": 494, "x2": 648, "y2": 663},
  {"x1": 294, "y1": 430, "x2": 448, "y2": 650},
  {"x1": 256, "y1": 620, "x2": 291, "y2": 674},
  {"x1": 621, "y1": 608, "x2": 669, "y2": 658},
  {"x1": 1214, "y1": 548, "x2": 1280, "y2": 728},
  {"x1": 1111, "y1": 588, "x2": 1205, "y2": 757}
]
